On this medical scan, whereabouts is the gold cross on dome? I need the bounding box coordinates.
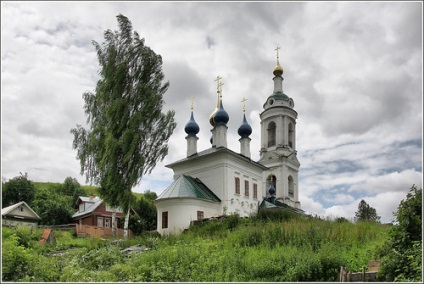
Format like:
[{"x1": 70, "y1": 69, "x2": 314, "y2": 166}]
[
  {"x1": 189, "y1": 96, "x2": 195, "y2": 110},
  {"x1": 218, "y1": 81, "x2": 224, "y2": 97},
  {"x1": 214, "y1": 75, "x2": 222, "y2": 93},
  {"x1": 241, "y1": 97, "x2": 248, "y2": 113},
  {"x1": 275, "y1": 46, "x2": 281, "y2": 64}
]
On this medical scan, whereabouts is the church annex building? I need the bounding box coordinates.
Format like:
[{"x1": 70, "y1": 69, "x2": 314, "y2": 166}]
[{"x1": 154, "y1": 50, "x2": 304, "y2": 235}]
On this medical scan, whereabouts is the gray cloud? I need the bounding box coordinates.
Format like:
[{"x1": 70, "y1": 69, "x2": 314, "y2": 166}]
[{"x1": 1, "y1": 2, "x2": 422, "y2": 224}]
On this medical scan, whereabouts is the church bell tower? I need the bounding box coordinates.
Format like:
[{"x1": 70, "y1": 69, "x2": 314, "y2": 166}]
[{"x1": 259, "y1": 47, "x2": 301, "y2": 209}]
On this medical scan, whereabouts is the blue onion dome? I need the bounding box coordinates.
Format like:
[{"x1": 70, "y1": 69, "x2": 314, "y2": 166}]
[
  {"x1": 209, "y1": 106, "x2": 218, "y2": 127},
  {"x1": 238, "y1": 113, "x2": 252, "y2": 138},
  {"x1": 268, "y1": 184, "x2": 276, "y2": 196},
  {"x1": 184, "y1": 112, "x2": 199, "y2": 136},
  {"x1": 213, "y1": 99, "x2": 229, "y2": 126}
]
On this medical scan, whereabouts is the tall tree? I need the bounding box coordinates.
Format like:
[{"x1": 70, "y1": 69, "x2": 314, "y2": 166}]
[
  {"x1": 70, "y1": 14, "x2": 176, "y2": 237},
  {"x1": 378, "y1": 185, "x2": 422, "y2": 282},
  {"x1": 354, "y1": 199, "x2": 381, "y2": 223},
  {"x1": 1, "y1": 173, "x2": 35, "y2": 207}
]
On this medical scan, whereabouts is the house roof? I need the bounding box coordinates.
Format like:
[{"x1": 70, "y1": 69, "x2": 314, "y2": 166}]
[
  {"x1": 156, "y1": 175, "x2": 221, "y2": 203},
  {"x1": 1, "y1": 201, "x2": 42, "y2": 220},
  {"x1": 71, "y1": 196, "x2": 136, "y2": 219},
  {"x1": 72, "y1": 196, "x2": 103, "y2": 219}
]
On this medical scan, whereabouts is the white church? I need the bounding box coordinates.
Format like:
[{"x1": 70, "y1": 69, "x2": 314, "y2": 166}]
[{"x1": 154, "y1": 50, "x2": 303, "y2": 235}]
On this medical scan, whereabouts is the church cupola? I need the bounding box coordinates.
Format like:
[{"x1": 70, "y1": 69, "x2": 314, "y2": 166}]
[
  {"x1": 210, "y1": 76, "x2": 228, "y2": 148},
  {"x1": 238, "y1": 97, "x2": 252, "y2": 158},
  {"x1": 185, "y1": 97, "x2": 199, "y2": 157},
  {"x1": 184, "y1": 112, "x2": 199, "y2": 137}
]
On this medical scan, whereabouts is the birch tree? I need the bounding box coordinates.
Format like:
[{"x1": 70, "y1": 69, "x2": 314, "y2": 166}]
[{"x1": 71, "y1": 14, "x2": 176, "y2": 238}]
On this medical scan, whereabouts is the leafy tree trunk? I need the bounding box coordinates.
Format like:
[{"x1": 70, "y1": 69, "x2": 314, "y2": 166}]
[
  {"x1": 124, "y1": 208, "x2": 130, "y2": 239},
  {"x1": 112, "y1": 208, "x2": 117, "y2": 237}
]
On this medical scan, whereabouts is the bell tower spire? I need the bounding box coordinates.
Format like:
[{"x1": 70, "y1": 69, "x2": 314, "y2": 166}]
[{"x1": 259, "y1": 47, "x2": 301, "y2": 210}]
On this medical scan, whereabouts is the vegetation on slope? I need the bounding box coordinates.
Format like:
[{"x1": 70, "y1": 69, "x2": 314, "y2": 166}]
[{"x1": 2, "y1": 212, "x2": 390, "y2": 282}]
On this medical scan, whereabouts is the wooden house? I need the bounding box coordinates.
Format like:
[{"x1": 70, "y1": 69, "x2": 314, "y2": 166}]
[
  {"x1": 71, "y1": 195, "x2": 135, "y2": 238},
  {"x1": 1, "y1": 201, "x2": 42, "y2": 228}
]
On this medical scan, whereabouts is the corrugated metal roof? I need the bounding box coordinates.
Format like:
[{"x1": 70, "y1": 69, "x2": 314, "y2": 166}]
[{"x1": 156, "y1": 175, "x2": 221, "y2": 202}]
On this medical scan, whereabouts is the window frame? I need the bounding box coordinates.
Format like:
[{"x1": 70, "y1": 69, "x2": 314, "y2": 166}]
[{"x1": 162, "y1": 211, "x2": 168, "y2": 229}]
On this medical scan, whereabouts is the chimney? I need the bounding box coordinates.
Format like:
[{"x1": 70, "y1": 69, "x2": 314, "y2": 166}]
[{"x1": 89, "y1": 193, "x2": 95, "y2": 201}]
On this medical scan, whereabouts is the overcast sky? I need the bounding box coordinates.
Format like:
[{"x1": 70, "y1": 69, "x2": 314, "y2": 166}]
[{"x1": 2, "y1": 1, "x2": 422, "y2": 223}]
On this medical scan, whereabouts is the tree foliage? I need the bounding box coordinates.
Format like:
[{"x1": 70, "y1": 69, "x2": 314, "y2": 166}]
[
  {"x1": 1, "y1": 173, "x2": 35, "y2": 207},
  {"x1": 31, "y1": 177, "x2": 84, "y2": 225},
  {"x1": 378, "y1": 185, "x2": 422, "y2": 282},
  {"x1": 129, "y1": 191, "x2": 158, "y2": 234},
  {"x1": 354, "y1": 199, "x2": 381, "y2": 223},
  {"x1": 70, "y1": 14, "x2": 176, "y2": 216},
  {"x1": 31, "y1": 188, "x2": 74, "y2": 225}
]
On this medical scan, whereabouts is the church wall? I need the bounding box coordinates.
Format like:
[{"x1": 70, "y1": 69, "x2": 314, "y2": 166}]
[
  {"x1": 224, "y1": 156, "x2": 263, "y2": 217},
  {"x1": 168, "y1": 150, "x2": 265, "y2": 218},
  {"x1": 155, "y1": 198, "x2": 220, "y2": 235}
]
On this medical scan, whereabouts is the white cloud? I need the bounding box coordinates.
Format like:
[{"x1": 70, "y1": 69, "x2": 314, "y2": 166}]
[{"x1": 1, "y1": 2, "x2": 422, "y2": 226}]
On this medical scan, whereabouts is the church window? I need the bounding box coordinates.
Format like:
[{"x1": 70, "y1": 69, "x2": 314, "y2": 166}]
[
  {"x1": 235, "y1": 177, "x2": 240, "y2": 194},
  {"x1": 288, "y1": 176, "x2": 294, "y2": 197},
  {"x1": 268, "y1": 121, "x2": 276, "y2": 147},
  {"x1": 244, "y1": 180, "x2": 249, "y2": 196},
  {"x1": 253, "y1": 183, "x2": 258, "y2": 199},
  {"x1": 288, "y1": 123, "x2": 294, "y2": 148},
  {"x1": 197, "y1": 211, "x2": 204, "y2": 220},
  {"x1": 162, "y1": 211, "x2": 168, "y2": 229}
]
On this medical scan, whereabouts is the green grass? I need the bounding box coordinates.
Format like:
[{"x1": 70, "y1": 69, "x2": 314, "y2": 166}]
[{"x1": 1, "y1": 213, "x2": 390, "y2": 282}]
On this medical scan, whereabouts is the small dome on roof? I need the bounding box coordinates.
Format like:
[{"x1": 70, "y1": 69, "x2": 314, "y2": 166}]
[
  {"x1": 184, "y1": 112, "x2": 199, "y2": 136},
  {"x1": 238, "y1": 113, "x2": 252, "y2": 138},
  {"x1": 273, "y1": 63, "x2": 283, "y2": 76},
  {"x1": 268, "y1": 184, "x2": 276, "y2": 196},
  {"x1": 213, "y1": 99, "x2": 229, "y2": 126}
]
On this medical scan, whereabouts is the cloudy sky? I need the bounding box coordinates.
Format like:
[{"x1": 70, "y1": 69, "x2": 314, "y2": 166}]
[{"x1": 2, "y1": 1, "x2": 422, "y2": 223}]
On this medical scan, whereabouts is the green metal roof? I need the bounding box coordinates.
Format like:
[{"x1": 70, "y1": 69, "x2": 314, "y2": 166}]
[
  {"x1": 271, "y1": 91, "x2": 290, "y2": 100},
  {"x1": 259, "y1": 199, "x2": 305, "y2": 214},
  {"x1": 156, "y1": 175, "x2": 221, "y2": 202}
]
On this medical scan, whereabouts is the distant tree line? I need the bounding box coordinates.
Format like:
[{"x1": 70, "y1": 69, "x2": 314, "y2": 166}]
[{"x1": 1, "y1": 173, "x2": 157, "y2": 234}]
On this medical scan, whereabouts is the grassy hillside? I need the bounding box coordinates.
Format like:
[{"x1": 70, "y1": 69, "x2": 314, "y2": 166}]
[
  {"x1": 33, "y1": 182, "x2": 143, "y2": 200},
  {"x1": 2, "y1": 212, "x2": 390, "y2": 282}
]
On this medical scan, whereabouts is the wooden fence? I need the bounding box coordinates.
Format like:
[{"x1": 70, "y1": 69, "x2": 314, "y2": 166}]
[
  {"x1": 76, "y1": 224, "x2": 133, "y2": 238},
  {"x1": 339, "y1": 260, "x2": 381, "y2": 282}
]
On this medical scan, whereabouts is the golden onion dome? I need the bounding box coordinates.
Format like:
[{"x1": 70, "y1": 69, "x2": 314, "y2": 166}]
[{"x1": 273, "y1": 63, "x2": 283, "y2": 76}]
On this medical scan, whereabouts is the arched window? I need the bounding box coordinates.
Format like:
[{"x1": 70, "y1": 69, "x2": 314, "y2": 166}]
[
  {"x1": 268, "y1": 121, "x2": 276, "y2": 147},
  {"x1": 266, "y1": 175, "x2": 277, "y2": 195},
  {"x1": 288, "y1": 123, "x2": 294, "y2": 148},
  {"x1": 288, "y1": 176, "x2": 294, "y2": 197}
]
